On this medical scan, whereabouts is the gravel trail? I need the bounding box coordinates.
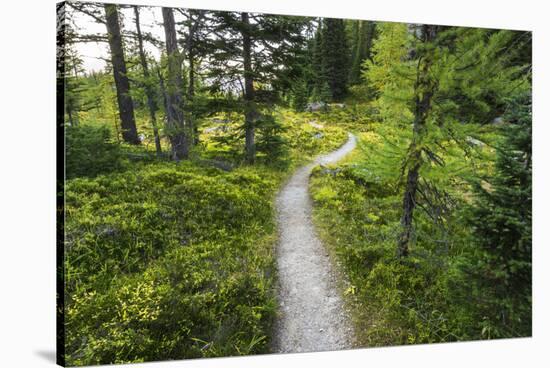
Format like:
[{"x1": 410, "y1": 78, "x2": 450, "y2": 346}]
[{"x1": 273, "y1": 133, "x2": 357, "y2": 353}]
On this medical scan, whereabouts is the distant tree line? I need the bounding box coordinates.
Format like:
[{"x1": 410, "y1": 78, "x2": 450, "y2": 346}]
[{"x1": 60, "y1": 3, "x2": 378, "y2": 162}]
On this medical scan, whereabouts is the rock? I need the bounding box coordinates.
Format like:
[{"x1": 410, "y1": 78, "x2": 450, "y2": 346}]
[
  {"x1": 492, "y1": 116, "x2": 504, "y2": 125},
  {"x1": 318, "y1": 165, "x2": 342, "y2": 176},
  {"x1": 466, "y1": 136, "x2": 485, "y2": 147},
  {"x1": 306, "y1": 101, "x2": 328, "y2": 112}
]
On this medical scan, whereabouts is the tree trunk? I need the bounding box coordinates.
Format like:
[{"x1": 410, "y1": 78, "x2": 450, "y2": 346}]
[
  {"x1": 162, "y1": 7, "x2": 189, "y2": 160},
  {"x1": 364, "y1": 21, "x2": 376, "y2": 62},
  {"x1": 241, "y1": 12, "x2": 256, "y2": 164},
  {"x1": 397, "y1": 157, "x2": 420, "y2": 257},
  {"x1": 397, "y1": 25, "x2": 438, "y2": 257},
  {"x1": 66, "y1": 105, "x2": 75, "y2": 126},
  {"x1": 133, "y1": 6, "x2": 162, "y2": 157},
  {"x1": 186, "y1": 10, "x2": 200, "y2": 145},
  {"x1": 104, "y1": 4, "x2": 139, "y2": 145},
  {"x1": 187, "y1": 52, "x2": 200, "y2": 145}
]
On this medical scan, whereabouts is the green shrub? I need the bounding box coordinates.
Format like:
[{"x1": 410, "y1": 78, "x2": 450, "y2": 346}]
[
  {"x1": 255, "y1": 114, "x2": 289, "y2": 165},
  {"x1": 65, "y1": 124, "x2": 123, "y2": 179}
]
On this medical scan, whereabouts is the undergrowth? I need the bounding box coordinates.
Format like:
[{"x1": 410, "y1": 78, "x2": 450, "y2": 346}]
[
  {"x1": 309, "y1": 125, "x2": 527, "y2": 346},
  {"x1": 63, "y1": 110, "x2": 347, "y2": 365}
]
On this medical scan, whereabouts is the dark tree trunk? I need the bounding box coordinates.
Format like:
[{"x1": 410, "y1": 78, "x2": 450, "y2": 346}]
[
  {"x1": 187, "y1": 51, "x2": 200, "y2": 145},
  {"x1": 104, "y1": 4, "x2": 140, "y2": 145},
  {"x1": 364, "y1": 21, "x2": 376, "y2": 62},
  {"x1": 185, "y1": 10, "x2": 201, "y2": 145},
  {"x1": 241, "y1": 12, "x2": 256, "y2": 164},
  {"x1": 162, "y1": 7, "x2": 189, "y2": 160},
  {"x1": 397, "y1": 157, "x2": 421, "y2": 257},
  {"x1": 66, "y1": 105, "x2": 75, "y2": 126},
  {"x1": 187, "y1": 54, "x2": 195, "y2": 99},
  {"x1": 397, "y1": 25, "x2": 439, "y2": 257},
  {"x1": 133, "y1": 6, "x2": 162, "y2": 157}
]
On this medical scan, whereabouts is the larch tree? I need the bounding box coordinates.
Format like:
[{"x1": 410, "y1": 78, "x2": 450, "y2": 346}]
[
  {"x1": 364, "y1": 23, "x2": 531, "y2": 257},
  {"x1": 104, "y1": 4, "x2": 140, "y2": 145},
  {"x1": 397, "y1": 25, "x2": 440, "y2": 257}
]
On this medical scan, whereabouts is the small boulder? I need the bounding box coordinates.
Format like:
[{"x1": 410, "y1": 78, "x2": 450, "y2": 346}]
[{"x1": 306, "y1": 102, "x2": 328, "y2": 112}]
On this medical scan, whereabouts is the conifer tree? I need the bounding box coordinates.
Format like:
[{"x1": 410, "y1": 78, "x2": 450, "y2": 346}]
[
  {"x1": 364, "y1": 23, "x2": 531, "y2": 256},
  {"x1": 176, "y1": 8, "x2": 209, "y2": 144},
  {"x1": 64, "y1": 47, "x2": 85, "y2": 126},
  {"x1": 311, "y1": 24, "x2": 326, "y2": 99},
  {"x1": 466, "y1": 92, "x2": 532, "y2": 337},
  {"x1": 208, "y1": 11, "x2": 308, "y2": 162},
  {"x1": 104, "y1": 4, "x2": 140, "y2": 145},
  {"x1": 349, "y1": 21, "x2": 376, "y2": 85},
  {"x1": 320, "y1": 18, "x2": 350, "y2": 100},
  {"x1": 396, "y1": 24, "x2": 440, "y2": 257},
  {"x1": 291, "y1": 80, "x2": 309, "y2": 112}
]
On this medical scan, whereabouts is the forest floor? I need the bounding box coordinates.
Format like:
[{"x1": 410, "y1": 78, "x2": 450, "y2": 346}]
[{"x1": 273, "y1": 133, "x2": 357, "y2": 353}]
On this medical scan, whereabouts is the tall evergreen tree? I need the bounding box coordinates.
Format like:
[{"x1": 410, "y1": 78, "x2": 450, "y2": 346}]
[
  {"x1": 311, "y1": 23, "x2": 326, "y2": 100},
  {"x1": 240, "y1": 12, "x2": 257, "y2": 163},
  {"x1": 320, "y1": 18, "x2": 350, "y2": 100},
  {"x1": 63, "y1": 46, "x2": 85, "y2": 126},
  {"x1": 176, "y1": 8, "x2": 209, "y2": 144},
  {"x1": 208, "y1": 11, "x2": 308, "y2": 162},
  {"x1": 466, "y1": 92, "x2": 532, "y2": 337},
  {"x1": 104, "y1": 4, "x2": 140, "y2": 145},
  {"x1": 349, "y1": 21, "x2": 376, "y2": 85}
]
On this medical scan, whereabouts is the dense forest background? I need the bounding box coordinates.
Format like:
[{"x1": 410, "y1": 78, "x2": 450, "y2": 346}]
[{"x1": 57, "y1": 1, "x2": 532, "y2": 366}]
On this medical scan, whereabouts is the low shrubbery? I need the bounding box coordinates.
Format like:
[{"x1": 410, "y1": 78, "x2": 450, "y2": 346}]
[
  {"x1": 65, "y1": 125, "x2": 124, "y2": 179},
  {"x1": 65, "y1": 163, "x2": 280, "y2": 365},
  {"x1": 64, "y1": 112, "x2": 347, "y2": 366},
  {"x1": 199, "y1": 109, "x2": 348, "y2": 165}
]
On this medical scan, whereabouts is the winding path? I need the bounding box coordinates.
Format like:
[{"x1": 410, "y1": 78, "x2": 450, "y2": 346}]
[{"x1": 273, "y1": 133, "x2": 357, "y2": 353}]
